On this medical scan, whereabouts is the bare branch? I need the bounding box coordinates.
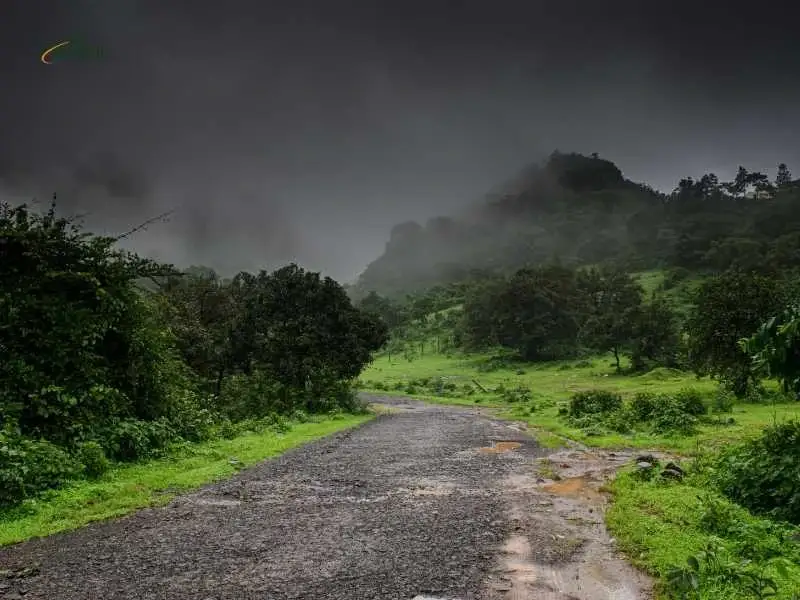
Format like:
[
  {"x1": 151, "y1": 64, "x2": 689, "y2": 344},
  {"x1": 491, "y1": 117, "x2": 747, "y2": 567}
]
[{"x1": 115, "y1": 209, "x2": 174, "y2": 241}]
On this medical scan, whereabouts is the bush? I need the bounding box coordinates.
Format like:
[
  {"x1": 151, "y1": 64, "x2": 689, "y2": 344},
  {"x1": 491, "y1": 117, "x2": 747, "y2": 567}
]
[
  {"x1": 629, "y1": 392, "x2": 658, "y2": 422},
  {"x1": 650, "y1": 398, "x2": 698, "y2": 435},
  {"x1": 501, "y1": 386, "x2": 533, "y2": 403},
  {"x1": 0, "y1": 427, "x2": 82, "y2": 506},
  {"x1": 568, "y1": 390, "x2": 623, "y2": 418},
  {"x1": 711, "y1": 388, "x2": 736, "y2": 413},
  {"x1": 76, "y1": 441, "x2": 110, "y2": 479},
  {"x1": 102, "y1": 418, "x2": 180, "y2": 462},
  {"x1": 711, "y1": 420, "x2": 800, "y2": 525},
  {"x1": 673, "y1": 388, "x2": 708, "y2": 416},
  {"x1": 168, "y1": 390, "x2": 218, "y2": 443}
]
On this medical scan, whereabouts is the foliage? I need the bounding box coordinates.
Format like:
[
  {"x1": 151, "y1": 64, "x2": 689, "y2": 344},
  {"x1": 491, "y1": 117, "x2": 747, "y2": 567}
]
[
  {"x1": 710, "y1": 421, "x2": 800, "y2": 525},
  {"x1": 75, "y1": 441, "x2": 110, "y2": 479},
  {"x1": 608, "y1": 468, "x2": 800, "y2": 600},
  {"x1": 0, "y1": 201, "x2": 182, "y2": 445},
  {"x1": 577, "y1": 266, "x2": 644, "y2": 371},
  {"x1": 631, "y1": 295, "x2": 683, "y2": 372},
  {"x1": 568, "y1": 389, "x2": 623, "y2": 418},
  {"x1": 0, "y1": 425, "x2": 81, "y2": 506},
  {"x1": 461, "y1": 264, "x2": 585, "y2": 361},
  {"x1": 565, "y1": 388, "x2": 708, "y2": 436},
  {"x1": 741, "y1": 305, "x2": 800, "y2": 399},
  {"x1": 0, "y1": 202, "x2": 388, "y2": 508},
  {"x1": 686, "y1": 269, "x2": 787, "y2": 396}
]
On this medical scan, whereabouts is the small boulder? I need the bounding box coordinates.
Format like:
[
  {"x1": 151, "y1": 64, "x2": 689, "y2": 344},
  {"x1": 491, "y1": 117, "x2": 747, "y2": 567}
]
[{"x1": 663, "y1": 462, "x2": 685, "y2": 476}]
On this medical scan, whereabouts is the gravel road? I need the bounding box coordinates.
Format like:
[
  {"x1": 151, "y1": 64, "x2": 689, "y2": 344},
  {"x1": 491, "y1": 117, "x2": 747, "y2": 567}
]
[{"x1": 0, "y1": 395, "x2": 652, "y2": 600}]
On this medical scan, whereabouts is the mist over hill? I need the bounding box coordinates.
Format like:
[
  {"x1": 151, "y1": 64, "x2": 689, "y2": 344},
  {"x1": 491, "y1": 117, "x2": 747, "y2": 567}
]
[{"x1": 353, "y1": 152, "x2": 800, "y2": 298}]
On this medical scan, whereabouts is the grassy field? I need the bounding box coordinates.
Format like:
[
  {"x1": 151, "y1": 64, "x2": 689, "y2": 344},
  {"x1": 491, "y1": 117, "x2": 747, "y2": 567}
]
[
  {"x1": 360, "y1": 352, "x2": 800, "y2": 453},
  {"x1": 0, "y1": 413, "x2": 372, "y2": 546}
]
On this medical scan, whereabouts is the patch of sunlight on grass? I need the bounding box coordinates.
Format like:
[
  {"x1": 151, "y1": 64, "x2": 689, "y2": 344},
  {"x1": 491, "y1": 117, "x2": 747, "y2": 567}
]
[{"x1": 0, "y1": 414, "x2": 372, "y2": 546}]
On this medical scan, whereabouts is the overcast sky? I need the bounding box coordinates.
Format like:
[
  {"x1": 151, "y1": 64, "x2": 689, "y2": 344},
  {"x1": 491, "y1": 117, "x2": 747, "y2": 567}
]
[{"x1": 1, "y1": 1, "x2": 799, "y2": 281}]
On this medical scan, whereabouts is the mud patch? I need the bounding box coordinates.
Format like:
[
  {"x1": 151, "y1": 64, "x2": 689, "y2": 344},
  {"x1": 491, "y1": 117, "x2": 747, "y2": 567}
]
[
  {"x1": 485, "y1": 446, "x2": 654, "y2": 599},
  {"x1": 542, "y1": 476, "x2": 607, "y2": 505},
  {"x1": 479, "y1": 441, "x2": 522, "y2": 454}
]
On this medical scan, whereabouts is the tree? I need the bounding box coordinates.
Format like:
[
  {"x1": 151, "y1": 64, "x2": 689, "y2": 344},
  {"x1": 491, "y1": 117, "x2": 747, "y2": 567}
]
[
  {"x1": 747, "y1": 171, "x2": 774, "y2": 197},
  {"x1": 729, "y1": 166, "x2": 749, "y2": 196},
  {"x1": 237, "y1": 264, "x2": 388, "y2": 407},
  {"x1": 685, "y1": 269, "x2": 786, "y2": 395},
  {"x1": 630, "y1": 296, "x2": 681, "y2": 371},
  {"x1": 702, "y1": 237, "x2": 765, "y2": 271},
  {"x1": 740, "y1": 305, "x2": 800, "y2": 398},
  {"x1": 357, "y1": 291, "x2": 403, "y2": 329},
  {"x1": 577, "y1": 267, "x2": 644, "y2": 372},
  {"x1": 776, "y1": 163, "x2": 792, "y2": 188},
  {"x1": 0, "y1": 201, "x2": 183, "y2": 444},
  {"x1": 159, "y1": 268, "x2": 235, "y2": 394},
  {"x1": 492, "y1": 265, "x2": 584, "y2": 361}
]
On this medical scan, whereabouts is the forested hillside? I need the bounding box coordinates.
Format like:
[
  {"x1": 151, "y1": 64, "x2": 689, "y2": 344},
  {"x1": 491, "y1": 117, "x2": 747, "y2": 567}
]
[{"x1": 354, "y1": 152, "x2": 800, "y2": 299}]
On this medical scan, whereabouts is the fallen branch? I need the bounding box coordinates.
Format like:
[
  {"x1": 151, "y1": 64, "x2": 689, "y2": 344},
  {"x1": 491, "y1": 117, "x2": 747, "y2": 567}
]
[{"x1": 472, "y1": 378, "x2": 489, "y2": 393}]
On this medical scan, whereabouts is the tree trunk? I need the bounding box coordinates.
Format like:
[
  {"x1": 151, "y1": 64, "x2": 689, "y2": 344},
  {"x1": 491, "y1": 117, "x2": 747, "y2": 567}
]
[
  {"x1": 613, "y1": 347, "x2": 621, "y2": 373},
  {"x1": 214, "y1": 367, "x2": 225, "y2": 396}
]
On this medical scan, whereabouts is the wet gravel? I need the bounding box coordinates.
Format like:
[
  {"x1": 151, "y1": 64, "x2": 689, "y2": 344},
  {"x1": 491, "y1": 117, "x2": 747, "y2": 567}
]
[{"x1": 0, "y1": 395, "x2": 545, "y2": 600}]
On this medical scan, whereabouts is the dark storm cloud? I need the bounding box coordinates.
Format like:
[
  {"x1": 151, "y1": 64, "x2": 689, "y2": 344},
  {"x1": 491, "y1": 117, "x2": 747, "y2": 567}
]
[{"x1": 1, "y1": 1, "x2": 799, "y2": 280}]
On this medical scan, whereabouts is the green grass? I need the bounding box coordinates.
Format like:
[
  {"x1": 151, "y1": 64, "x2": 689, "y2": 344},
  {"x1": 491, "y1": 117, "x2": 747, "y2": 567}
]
[
  {"x1": 0, "y1": 413, "x2": 372, "y2": 546},
  {"x1": 607, "y1": 471, "x2": 800, "y2": 599},
  {"x1": 361, "y1": 351, "x2": 800, "y2": 453},
  {"x1": 634, "y1": 268, "x2": 706, "y2": 317}
]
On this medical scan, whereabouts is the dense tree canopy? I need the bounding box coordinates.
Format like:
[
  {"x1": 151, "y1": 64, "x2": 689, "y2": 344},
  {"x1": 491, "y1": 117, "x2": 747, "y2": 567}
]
[
  {"x1": 1, "y1": 201, "x2": 386, "y2": 506},
  {"x1": 685, "y1": 269, "x2": 788, "y2": 395}
]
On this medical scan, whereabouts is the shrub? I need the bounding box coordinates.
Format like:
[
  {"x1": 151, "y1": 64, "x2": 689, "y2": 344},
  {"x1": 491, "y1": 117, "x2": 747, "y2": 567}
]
[
  {"x1": 76, "y1": 441, "x2": 110, "y2": 479},
  {"x1": 673, "y1": 388, "x2": 709, "y2": 416},
  {"x1": 0, "y1": 426, "x2": 82, "y2": 506},
  {"x1": 650, "y1": 397, "x2": 698, "y2": 435},
  {"x1": 568, "y1": 390, "x2": 623, "y2": 418},
  {"x1": 712, "y1": 388, "x2": 736, "y2": 413},
  {"x1": 501, "y1": 386, "x2": 533, "y2": 403},
  {"x1": 102, "y1": 418, "x2": 180, "y2": 462},
  {"x1": 168, "y1": 390, "x2": 218, "y2": 443},
  {"x1": 711, "y1": 420, "x2": 800, "y2": 525},
  {"x1": 629, "y1": 392, "x2": 658, "y2": 422}
]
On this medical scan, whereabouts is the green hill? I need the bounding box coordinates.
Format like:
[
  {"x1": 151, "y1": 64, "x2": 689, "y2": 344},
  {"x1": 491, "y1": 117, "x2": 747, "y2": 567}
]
[{"x1": 353, "y1": 152, "x2": 800, "y2": 299}]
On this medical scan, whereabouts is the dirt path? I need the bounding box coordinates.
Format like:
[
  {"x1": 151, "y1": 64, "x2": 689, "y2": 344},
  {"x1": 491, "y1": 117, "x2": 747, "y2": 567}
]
[{"x1": 0, "y1": 395, "x2": 652, "y2": 599}]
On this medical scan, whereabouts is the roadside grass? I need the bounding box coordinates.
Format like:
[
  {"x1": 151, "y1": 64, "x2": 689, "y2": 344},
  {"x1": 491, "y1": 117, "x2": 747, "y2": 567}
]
[
  {"x1": 360, "y1": 352, "x2": 800, "y2": 454},
  {"x1": 0, "y1": 413, "x2": 372, "y2": 546},
  {"x1": 606, "y1": 471, "x2": 800, "y2": 599}
]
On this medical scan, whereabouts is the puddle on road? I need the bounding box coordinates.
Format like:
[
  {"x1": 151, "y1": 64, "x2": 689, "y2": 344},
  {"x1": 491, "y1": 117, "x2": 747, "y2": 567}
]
[
  {"x1": 541, "y1": 476, "x2": 608, "y2": 505},
  {"x1": 478, "y1": 441, "x2": 521, "y2": 454}
]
